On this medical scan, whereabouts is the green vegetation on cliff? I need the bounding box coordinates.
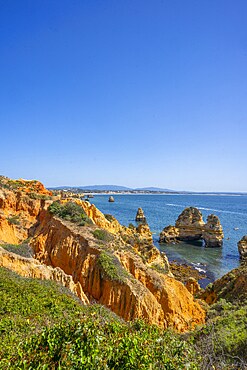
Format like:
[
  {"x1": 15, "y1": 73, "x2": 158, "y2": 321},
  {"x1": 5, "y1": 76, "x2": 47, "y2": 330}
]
[
  {"x1": 97, "y1": 251, "x2": 129, "y2": 283},
  {"x1": 1, "y1": 265, "x2": 246, "y2": 369},
  {"x1": 0, "y1": 267, "x2": 199, "y2": 370},
  {"x1": 48, "y1": 201, "x2": 93, "y2": 226},
  {"x1": 1, "y1": 241, "x2": 33, "y2": 258}
]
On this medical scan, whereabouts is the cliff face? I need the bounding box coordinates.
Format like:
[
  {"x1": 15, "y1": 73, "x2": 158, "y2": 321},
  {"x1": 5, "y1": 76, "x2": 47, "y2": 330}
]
[
  {"x1": 0, "y1": 178, "x2": 52, "y2": 244},
  {"x1": 0, "y1": 247, "x2": 89, "y2": 304},
  {"x1": 159, "y1": 207, "x2": 224, "y2": 247},
  {"x1": 0, "y1": 177, "x2": 205, "y2": 332},
  {"x1": 31, "y1": 212, "x2": 205, "y2": 331},
  {"x1": 199, "y1": 262, "x2": 247, "y2": 305}
]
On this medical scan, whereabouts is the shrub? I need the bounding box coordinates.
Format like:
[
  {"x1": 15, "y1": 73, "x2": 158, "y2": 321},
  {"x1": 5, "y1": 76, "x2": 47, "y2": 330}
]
[
  {"x1": 10, "y1": 318, "x2": 199, "y2": 370},
  {"x1": 192, "y1": 299, "x2": 247, "y2": 369},
  {"x1": 48, "y1": 201, "x2": 92, "y2": 226},
  {"x1": 29, "y1": 192, "x2": 52, "y2": 200},
  {"x1": 97, "y1": 251, "x2": 129, "y2": 283},
  {"x1": 92, "y1": 229, "x2": 112, "y2": 241},
  {"x1": 104, "y1": 214, "x2": 115, "y2": 222},
  {"x1": 1, "y1": 242, "x2": 33, "y2": 258}
]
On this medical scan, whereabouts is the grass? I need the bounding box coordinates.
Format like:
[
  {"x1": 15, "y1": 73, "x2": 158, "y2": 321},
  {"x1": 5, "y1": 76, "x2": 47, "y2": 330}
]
[
  {"x1": 28, "y1": 192, "x2": 52, "y2": 200},
  {"x1": 104, "y1": 214, "x2": 115, "y2": 222}
]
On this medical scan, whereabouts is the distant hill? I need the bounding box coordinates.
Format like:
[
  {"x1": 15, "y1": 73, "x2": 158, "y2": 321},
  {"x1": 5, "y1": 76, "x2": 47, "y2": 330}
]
[
  {"x1": 51, "y1": 185, "x2": 132, "y2": 191},
  {"x1": 134, "y1": 187, "x2": 176, "y2": 192},
  {"x1": 78, "y1": 185, "x2": 132, "y2": 191},
  {"x1": 50, "y1": 184, "x2": 177, "y2": 192}
]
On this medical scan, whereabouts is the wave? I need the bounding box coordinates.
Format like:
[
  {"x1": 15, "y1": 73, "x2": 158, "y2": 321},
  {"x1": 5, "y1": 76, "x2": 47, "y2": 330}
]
[
  {"x1": 166, "y1": 204, "x2": 247, "y2": 216},
  {"x1": 191, "y1": 263, "x2": 207, "y2": 274}
]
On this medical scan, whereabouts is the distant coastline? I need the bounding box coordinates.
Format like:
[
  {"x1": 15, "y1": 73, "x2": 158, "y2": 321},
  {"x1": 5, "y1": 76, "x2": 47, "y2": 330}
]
[{"x1": 49, "y1": 186, "x2": 247, "y2": 197}]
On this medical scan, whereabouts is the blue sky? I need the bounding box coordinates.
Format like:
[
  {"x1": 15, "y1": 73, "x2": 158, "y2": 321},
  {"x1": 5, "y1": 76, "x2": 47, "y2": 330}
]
[{"x1": 1, "y1": 0, "x2": 246, "y2": 191}]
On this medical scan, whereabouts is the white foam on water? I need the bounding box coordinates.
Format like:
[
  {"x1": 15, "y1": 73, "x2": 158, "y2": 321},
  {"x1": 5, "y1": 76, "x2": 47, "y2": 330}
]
[{"x1": 166, "y1": 204, "x2": 247, "y2": 216}]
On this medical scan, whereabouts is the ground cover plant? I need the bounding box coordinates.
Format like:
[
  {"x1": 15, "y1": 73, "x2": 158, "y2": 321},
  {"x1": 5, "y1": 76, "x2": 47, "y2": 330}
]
[
  {"x1": 1, "y1": 267, "x2": 246, "y2": 369},
  {"x1": 0, "y1": 267, "x2": 200, "y2": 370}
]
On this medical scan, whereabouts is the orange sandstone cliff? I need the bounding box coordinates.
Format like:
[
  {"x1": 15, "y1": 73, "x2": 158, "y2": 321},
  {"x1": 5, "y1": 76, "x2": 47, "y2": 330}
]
[
  {"x1": 0, "y1": 247, "x2": 89, "y2": 304},
  {"x1": 0, "y1": 176, "x2": 53, "y2": 244},
  {"x1": 31, "y1": 210, "x2": 205, "y2": 331},
  {"x1": 0, "y1": 177, "x2": 205, "y2": 332}
]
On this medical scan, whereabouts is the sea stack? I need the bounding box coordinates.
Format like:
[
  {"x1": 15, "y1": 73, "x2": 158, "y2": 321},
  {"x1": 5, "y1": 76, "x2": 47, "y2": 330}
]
[
  {"x1": 175, "y1": 207, "x2": 205, "y2": 241},
  {"x1": 238, "y1": 236, "x2": 247, "y2": 260},
  {"x1": 108, "y1": 196, "x2": 115, "y2": 202},
  {"x1": 135, "y1": 207, "x2": 147, "y2": 223},
  {"x1": 202, "y1": 214, "x2": 224, "y2": 247},
  {"x1": 159, "y1": 207, "x2": 224, "y2": 247}
]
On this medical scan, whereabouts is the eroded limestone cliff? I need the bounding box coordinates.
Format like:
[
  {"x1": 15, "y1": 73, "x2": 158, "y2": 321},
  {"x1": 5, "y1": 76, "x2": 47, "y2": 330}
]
[
  {"x1": 0, "y1": 177, "x2": 53, "y2": 244},
  {"x1": 0, "y1": 177, "x2": 205, "y2": 332},
  {"x1": 31, "y1": 211, "x2": 205, "y2": 331},
  {"x1": 0, "y1": 247, "x2": 89, "y2": 304}
]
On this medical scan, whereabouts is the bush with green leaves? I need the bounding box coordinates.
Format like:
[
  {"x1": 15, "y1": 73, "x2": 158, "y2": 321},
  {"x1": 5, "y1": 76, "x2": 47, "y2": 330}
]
[
  {"x1": 48, "y1": 201, "x2": 92, "y2": 226},
  {"x1": 8, "y1": 317, "x2": 199, "y2": 370},
  {"x1": 97, "y1": 251, "x2": 129, "y2": 283},
  {"x1": 104, "y1": 214, "x2": 115, "y2": 222},
  {"x1": 92, "y1": 229, "x2": 112, "y2": 241},
  {"x1": 0, "y1": 267, "x2": 200, "y2": 370},
  {"x1": 1, "y1": 242, "x2": 33, "y2": 258},
  {"x1": 192, "y1": 299, "x2": 247, "y2": 369}
]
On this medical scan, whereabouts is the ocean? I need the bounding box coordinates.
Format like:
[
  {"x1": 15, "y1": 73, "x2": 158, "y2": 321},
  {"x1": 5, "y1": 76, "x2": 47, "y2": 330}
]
[{"x1": 90, "y1": 194, "x2": 247, "y2": 284}]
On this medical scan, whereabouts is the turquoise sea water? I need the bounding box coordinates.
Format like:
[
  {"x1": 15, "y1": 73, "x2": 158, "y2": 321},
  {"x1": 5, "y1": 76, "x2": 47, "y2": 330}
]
[{"x1": 91, "y1": 194, "x2": 247, "y2": 284}]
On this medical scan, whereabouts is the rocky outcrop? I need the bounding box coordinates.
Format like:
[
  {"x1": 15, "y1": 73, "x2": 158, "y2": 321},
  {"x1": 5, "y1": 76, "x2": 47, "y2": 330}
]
[
  {"x1": 0, "y1": 247, "x2": 89, "y2": 304},
  {"x1": 175, "y1": 207, "x2": 205, "y2": 241},
  {"x1": 159, "y1": 225, "x2": 179, "y2": 243},
  {"x1": 31, "y1": 212, "x2": 205, "y2": 331},
  {"x1": 238, "y1": 236, "x2": 247, "y2": 260},
  {"x1": 199, "y1": 263, "x2": 247, "y2": 305},
  {"x1": 185, "y1": 277, "x2": 201, "y2": 295},
  {"x1": 202, "y1": 214, "x2": 224, "y2": 247},
  {"x1": 135, "y1": 208, "x2": 146, "y2": 223},
  {"x1": 0, "y1": 183, "x2": 52, "y2": 244},
  {"x1": 108, "y1": 196, "x2": 115, "y2": 202},
  {"x1": 159, "y1": 207, "x2": 224, "y2": 247},
  {"x1": 64, "y1": 198, "x2": 156, "y2": 252}
]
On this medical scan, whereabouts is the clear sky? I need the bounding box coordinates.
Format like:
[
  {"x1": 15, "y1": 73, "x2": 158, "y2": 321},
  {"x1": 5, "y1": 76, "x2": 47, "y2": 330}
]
[{"x1": 1, "y1": 0, "x2": 246, "y2": 191}]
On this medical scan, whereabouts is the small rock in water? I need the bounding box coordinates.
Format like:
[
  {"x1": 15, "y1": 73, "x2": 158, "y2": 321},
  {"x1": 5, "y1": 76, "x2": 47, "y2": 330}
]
[
  {"x1": 238, "y1": 235, "x2": 247, "y2": 260},
  {"x1": 135, "y1": 207, "x2": 147, "y2": 223}
]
